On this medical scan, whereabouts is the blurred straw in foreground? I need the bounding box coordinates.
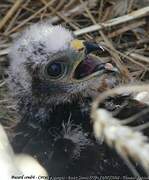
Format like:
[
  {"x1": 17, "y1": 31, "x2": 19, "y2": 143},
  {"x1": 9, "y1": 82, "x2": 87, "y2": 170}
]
[
  {"x1": 0, "y1": 124, "x2": 47, "y2": 180},
  {"x1": 91, "y1": 84, "x2": 149, "y2": 177}
]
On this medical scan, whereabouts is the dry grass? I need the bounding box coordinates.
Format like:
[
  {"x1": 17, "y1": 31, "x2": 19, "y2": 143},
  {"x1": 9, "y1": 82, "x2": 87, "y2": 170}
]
[
  {"x1": 0, "y1": 0, "x2": 149, "y2": 175},
  {"x1": 0, "y1": 0, "x2": 148, "y2": 76}
]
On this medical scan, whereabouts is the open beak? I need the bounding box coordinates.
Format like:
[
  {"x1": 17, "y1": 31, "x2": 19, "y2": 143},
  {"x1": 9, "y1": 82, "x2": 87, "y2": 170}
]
[
  {"x1": 73, "y1": 57, "x2": 119, "y2": 79},
  {"x1": 70, "y1": 39, "x2": 119, "y2": 80}
]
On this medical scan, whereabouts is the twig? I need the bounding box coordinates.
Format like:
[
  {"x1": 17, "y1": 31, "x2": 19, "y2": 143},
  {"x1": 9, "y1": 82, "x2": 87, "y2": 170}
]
[
  {"x1": 121, "y1": 108, "x2": 149, "y2": 125},
  {"x1": 119, "y1": 51, "x2": 148, "y2": 69},
  {"x1": 134, "y1": 91, "x2": 149, "y2": 105},
  {"x1": 5, "y1": 0, "x2": 56, "y2": 35},
  {"x1": 0, "y1": 81, "x2": 5, "y2": 88},
  {"x1": 98, "y1": 0, "x2": 104, "y2": 21},
  {"x1": 105, "y1": 19, "x2": 146, "y2": 39},
  {"x1": 92, "y1": 108, "x2": 149, "y2": 176},
  {"x1": 49, "y1": 0, "x2": 65, "y2": 16},
  {"x1": 0, "y1": 0, "x2": 24, "y2": 31},
  {"x1": 63, "y1": 0, "x2": 76, "y2": 10},
  {"x1": 133, "y1": 121, "x2": 149, "y2": 131},
  {"x1": 41, "y1": 0, "x2": 79, "y2": 30},
  {"x1": 4, "y1": 0, "x2": 31, "y2": 34},
  {"x1": 74, "y1": 6, "x2": 149, "y2": 36},
  {"x1": 101, "y1": 43, "x2": 147, "y2": 69},
  {"x1": 79, "y1": 0, "x2": 96, "y2": 24},
  {"x1": 78, "y1": 0, "x2": 97, "y2": 39},
  {"x1": 92, "y1": 84, "x2": 149, "y2": 110},
  {"x1": 98, "y1": 31, "x2": 130, "y2": 80},
  {"x1": 129, "y1": 53, "x2": 149, "y2": 63},
  {"x1": 50, "y1": 1, "x2": 96, "y2": 23},
  {"x1": 0, "y1": 48, "x2": 9, "y2": 56},
  {"x1": 117, "y1": 39, "x2": 149, "y2": 49}
]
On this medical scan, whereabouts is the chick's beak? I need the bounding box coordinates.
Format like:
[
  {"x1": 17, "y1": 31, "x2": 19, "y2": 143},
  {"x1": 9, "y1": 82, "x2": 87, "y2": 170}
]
[
  {"x1": 73, "y1": 59, "x2": 119, "y2": 80},
  {"x1": 70, "y1": 39, "x2": 119, "y2": 80},
  {"x1": 70, "y1": 39, "x2": 105, "y2": 53}
]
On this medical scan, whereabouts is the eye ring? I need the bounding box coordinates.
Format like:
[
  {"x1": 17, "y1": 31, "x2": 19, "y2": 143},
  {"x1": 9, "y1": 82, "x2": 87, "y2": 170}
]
[{"x1": 45, "y1": 61, "x2": 66, "y2": 79}]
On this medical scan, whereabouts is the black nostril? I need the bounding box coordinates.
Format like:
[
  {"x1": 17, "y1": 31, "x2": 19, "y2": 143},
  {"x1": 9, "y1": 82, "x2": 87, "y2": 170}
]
[{"x1": 83, "y1": 41, "x2": 105, "y2": 54}]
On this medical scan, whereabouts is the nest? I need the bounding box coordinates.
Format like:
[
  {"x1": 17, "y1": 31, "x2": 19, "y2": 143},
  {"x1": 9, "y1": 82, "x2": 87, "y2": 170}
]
[
  {"x1": 0, "y1": 0, "x2": 149, "y2": 176},
  {"x1": 0, "y1": 0, "x2": 148, "y2": 126},
  {"x1": 0, "y1": 0, "x2": 148, "y2": 130}
]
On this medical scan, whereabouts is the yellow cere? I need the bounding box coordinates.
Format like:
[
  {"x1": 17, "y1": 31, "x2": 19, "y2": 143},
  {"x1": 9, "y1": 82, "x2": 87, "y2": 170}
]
[{"x1": 70, "y1": 39, "x2": 85, "y2": 51}]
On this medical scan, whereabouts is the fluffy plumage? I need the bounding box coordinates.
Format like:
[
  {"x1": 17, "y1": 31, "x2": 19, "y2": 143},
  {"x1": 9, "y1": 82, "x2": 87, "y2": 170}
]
[
  {"x1": 7, "y1": 22, "x2": 147, "y2": 177},
  {"x1": 8, "y1": 23, "x2": 73, "y2": 104}
]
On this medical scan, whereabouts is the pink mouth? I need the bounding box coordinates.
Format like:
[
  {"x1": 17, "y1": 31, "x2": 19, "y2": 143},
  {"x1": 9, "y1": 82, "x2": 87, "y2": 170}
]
[
  {"x1": 74, "y1": 56, "x2": 106, "y2": 79},
  {"x1": 73, "y1": 56, "x2": 118, "y2": 80}
]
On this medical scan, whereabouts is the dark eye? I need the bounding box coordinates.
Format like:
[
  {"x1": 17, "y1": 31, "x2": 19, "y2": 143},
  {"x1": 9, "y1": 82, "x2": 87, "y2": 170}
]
[{"x1": 46, "y1": 62, "x2": 66, "y2": 79}]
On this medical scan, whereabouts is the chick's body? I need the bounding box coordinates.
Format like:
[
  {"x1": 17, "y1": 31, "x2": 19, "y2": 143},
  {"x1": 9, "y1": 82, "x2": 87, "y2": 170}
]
[{"x1": 8, "y1": 22, "x2": 142, "y2": 176}]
